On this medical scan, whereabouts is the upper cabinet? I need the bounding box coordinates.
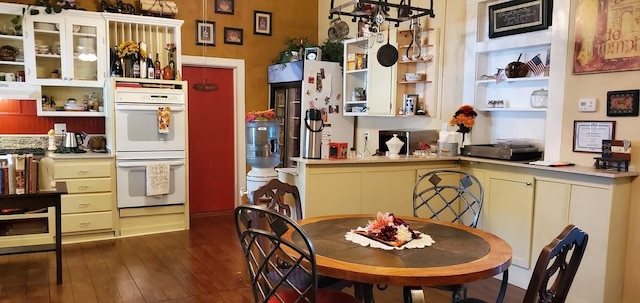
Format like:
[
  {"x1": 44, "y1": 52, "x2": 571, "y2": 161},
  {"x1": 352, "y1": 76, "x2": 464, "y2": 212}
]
[
  {"x1": 0, "y1": 3, "x2": 26, "y2": 83},
  {"x1": 24, "y1": 9, "x2": 107, "y2": 87},
  {"x1": 342, "y1": 31, "x2": 396, "y2": 117}
]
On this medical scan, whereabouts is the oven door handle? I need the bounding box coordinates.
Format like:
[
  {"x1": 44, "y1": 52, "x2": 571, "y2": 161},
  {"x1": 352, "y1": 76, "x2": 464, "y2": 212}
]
[
  {"x1": 117, "y1": 160, "x2": 185, "y2": 168},
  {"x1": 115, "y1": 104, "x2": 185, "y2": 112}
]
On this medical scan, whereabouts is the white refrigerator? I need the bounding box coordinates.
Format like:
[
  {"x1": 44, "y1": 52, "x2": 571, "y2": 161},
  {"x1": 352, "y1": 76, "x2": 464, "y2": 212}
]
[{"x1": 268, "y1": 60, "x2": 354, "y2": 167}]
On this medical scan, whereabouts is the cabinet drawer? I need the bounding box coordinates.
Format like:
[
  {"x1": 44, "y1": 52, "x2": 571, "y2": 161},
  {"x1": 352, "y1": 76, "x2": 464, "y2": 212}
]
[
  {"x1": 62, "y1": 212, "x2": 113, "y2": 233},
  {"x1": 55, "y1": 161, "x2": 112, "y2": 179},
  {"x1": 61, "y1": 193, "x2": 113, "y2": 214},
  {"x1": 60, "y1": 178, "x2": 111, "y2": 194}
]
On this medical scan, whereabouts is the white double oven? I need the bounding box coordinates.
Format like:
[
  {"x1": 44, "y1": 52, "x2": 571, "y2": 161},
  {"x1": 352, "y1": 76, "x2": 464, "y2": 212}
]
[{"x1": 108, "y1": 80, "x2": 187, "y2": 208}]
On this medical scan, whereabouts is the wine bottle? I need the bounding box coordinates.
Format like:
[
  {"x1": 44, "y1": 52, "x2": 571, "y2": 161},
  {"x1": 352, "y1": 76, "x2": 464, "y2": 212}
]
[
  {"x1": 154, "y1": 53, "x2": 161, "y2": 79},
  {"x1": 132, "y1": 53, "x2": 140, "y2": 78},
  {"x1": 168, "y1": 52, "x2": 175, "y2": 80},
  {"x1": 147, "y1": 54, "x2": 155, "y2": 79}
]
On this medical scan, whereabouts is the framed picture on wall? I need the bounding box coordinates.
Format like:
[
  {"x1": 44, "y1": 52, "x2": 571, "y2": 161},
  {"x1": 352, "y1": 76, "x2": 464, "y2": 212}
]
[
  {"x1": 606, "y1": 89, "x2": 639, "y2": 117},
  {"x1": 215, "y1": 0, "x2": 233, "y2": 14},
  {"x1": 224, "y1": 27, "x2": 243, "y2": 45},
  {"x1": 254, "y1": 11, "x2": 272, "y2": 36},
  {"x1": 196, "y1": 20, "x2": 215, "y2": 46},
  {"x1": 488, "y1": 0, "x2": 552, "y2": 38}
]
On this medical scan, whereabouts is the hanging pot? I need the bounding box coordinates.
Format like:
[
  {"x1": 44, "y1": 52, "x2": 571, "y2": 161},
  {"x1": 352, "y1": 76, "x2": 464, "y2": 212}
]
[
  {"x1": 328, "y1": 18, "x2": 349, "y2": 42},
  {"x1": 377, "y1": 24, "x2": 398, "y2": 67}
]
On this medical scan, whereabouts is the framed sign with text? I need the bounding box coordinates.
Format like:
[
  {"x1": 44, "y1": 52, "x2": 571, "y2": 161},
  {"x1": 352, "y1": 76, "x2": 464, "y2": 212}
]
[
  {"x1": 573, "y1": 120, "x2": 616, "y2": 153},
  {"x1": 607, "y1": 89, "x2": 639, "y2": 116},
  {"x1": 488, "y1": 0, "x2": 552, "y2": 38}
]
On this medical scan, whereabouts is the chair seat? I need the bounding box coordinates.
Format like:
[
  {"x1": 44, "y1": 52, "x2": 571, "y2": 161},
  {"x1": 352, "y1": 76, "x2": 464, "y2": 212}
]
[
  {"x1": 266, "y1": 267, "x2": 349, "y2": 290},
  {"x1": 270, "y1": 289, "x2": 360, "y2": 303}
]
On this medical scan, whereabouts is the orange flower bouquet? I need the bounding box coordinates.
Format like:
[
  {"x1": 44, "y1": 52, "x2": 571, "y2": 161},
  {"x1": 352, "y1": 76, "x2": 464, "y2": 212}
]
[{"x1": 450, "y1": 105, "x2": 477, "y2": 134}]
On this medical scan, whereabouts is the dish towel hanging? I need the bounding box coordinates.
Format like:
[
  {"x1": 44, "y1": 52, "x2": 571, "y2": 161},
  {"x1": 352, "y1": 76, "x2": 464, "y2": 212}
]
[
  {"x1": 146, "y1": 162, "x2": 170, "y2": 196},
  {"x1": 158, "y1": 106, "x2": 171, "y2": 134}
]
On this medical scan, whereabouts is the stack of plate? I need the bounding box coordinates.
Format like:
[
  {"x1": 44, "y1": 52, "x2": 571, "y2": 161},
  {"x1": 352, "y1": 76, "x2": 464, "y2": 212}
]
[
  {"x1": 35, "y1": 44, "x2": 51, "y2": 55},
  {"x1": 79, "y1": 26, "x2": 96, "y2": 34},
  {"x1": 34, "y1": 22, "x2": 57, "y2": 31}
]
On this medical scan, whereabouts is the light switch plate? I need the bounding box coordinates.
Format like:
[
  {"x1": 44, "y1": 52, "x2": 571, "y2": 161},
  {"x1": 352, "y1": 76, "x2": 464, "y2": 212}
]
[
  {"x1": 54, "y1": 123, "x2": 67, "y2": 135},
  {"x1": 578, "y1": 98, "x2": 596, "y2": 112}
]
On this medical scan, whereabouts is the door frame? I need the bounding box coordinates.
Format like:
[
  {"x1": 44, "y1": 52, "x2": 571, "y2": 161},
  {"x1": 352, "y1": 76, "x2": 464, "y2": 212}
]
[{"x1": 182, "y1": 56, "x2": 246, "y2": 208}]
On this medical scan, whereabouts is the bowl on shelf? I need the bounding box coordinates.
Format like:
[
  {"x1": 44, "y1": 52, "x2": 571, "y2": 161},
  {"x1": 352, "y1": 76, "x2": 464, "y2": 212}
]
[{"x1": 404, "y1": 73, "x2": 426, "y2": 81}]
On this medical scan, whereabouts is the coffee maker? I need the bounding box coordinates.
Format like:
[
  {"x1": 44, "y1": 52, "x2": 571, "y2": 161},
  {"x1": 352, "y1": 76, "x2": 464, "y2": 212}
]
[{"x1": 302, "y1": 109, "x2": 324, "y2": 159}]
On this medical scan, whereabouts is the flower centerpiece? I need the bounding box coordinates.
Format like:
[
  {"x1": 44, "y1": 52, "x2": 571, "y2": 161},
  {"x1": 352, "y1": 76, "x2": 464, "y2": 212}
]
[
  {"x1": 118, "y1": 40, "x2": 140, "y2": 77},
  {"x1": 357, "y1": 212, "x2": 419, "y2": 247},
  {"x1": 449, "y1": 105, "x2": 478, "y2": 146}
]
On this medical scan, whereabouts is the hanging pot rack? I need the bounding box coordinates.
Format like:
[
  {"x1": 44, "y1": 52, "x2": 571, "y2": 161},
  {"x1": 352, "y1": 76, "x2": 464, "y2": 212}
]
[{"x1": 328, "y1": 0, "x2": 435, "y2": 26}]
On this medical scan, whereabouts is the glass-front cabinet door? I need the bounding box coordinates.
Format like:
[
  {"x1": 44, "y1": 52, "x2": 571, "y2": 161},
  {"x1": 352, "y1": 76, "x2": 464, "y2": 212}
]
[
  {"x1": 24, "y1": 10, "x2": 105, "y2": 87},
  {"x1": 0, "y1": 4, "x2": 26, "y2": 83}
]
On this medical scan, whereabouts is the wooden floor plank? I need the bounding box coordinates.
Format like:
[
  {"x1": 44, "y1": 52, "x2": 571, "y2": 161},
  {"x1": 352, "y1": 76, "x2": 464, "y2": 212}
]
[{"x1": 0, "y1": 214, "x2": 526, "y2": 303}]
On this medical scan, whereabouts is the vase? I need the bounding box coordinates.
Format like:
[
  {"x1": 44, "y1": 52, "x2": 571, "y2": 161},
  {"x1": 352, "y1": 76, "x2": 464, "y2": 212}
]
[{"x1": 122, "y1": 58, "x2": 133, "y2": 77}]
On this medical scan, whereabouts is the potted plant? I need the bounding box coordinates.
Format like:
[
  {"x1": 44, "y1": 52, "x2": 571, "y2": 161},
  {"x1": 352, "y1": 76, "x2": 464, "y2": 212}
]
[
  {"x1": 274, "y1": 37, "x2": 314, "y2": 64},
  {"x1": 320, "y1": 39, "x2": 343, "y2": 66}
]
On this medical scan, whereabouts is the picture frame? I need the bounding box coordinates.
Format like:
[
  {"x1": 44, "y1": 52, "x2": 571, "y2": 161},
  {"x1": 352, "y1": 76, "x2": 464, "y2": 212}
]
[
  {"x1": 403, "y1": 94, "x2": 419, "y2": 115},
  {"x1": 488, "y1": 0, "x2": 552, "y2": 39},
  {"x1": 606, "y1": 89, "x2": 639, "y2": 117},
  {"x1": 196, "y1": 20, "x2": 215, "y2": 46},
  {"x1": 223, "y1": 27, "x2": 243, "y2": 45},
  {"x1": 254, "y1": 11, "x2": 272, "y2": 36},
  {"x1": 573, "y1": 120, "x2": 616, "y2": 153},
  {"x1": 214, "y1": 0, "x2": 233, "y2": 14}
]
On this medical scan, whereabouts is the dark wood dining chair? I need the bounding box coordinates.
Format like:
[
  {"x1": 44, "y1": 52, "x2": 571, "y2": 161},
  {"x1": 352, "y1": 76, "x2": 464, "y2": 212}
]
[
  {"x1": 459, "y1": 224, "x2": 589, "y2": 303},
  {"x1": 234, "y1": 205, "x2": 360, "y2": 303},
  {"x1": 251, "y1": 179, "x2": 303, "y2": 221},
  {"x1": 250, "y1": 179, "x2": 352, "y2": 290},
  {"x1": 405, "y1": 169, "x2": 486, "y2": 303}
]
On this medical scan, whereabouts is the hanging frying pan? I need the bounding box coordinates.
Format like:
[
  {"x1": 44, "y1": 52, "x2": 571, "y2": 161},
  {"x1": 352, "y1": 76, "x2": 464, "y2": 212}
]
[{"x1": 377, "y1": 24, "x2": 398, "y2": 67}]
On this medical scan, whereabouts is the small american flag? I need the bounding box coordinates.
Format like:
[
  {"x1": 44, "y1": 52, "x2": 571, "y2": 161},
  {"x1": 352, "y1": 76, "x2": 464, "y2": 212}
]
[
  {"x1": 527, "y1": 54, "x2": 545, "y2": 76},
  {"x1": 495, "y1": 68, "x2": 505, "y2": 84}
]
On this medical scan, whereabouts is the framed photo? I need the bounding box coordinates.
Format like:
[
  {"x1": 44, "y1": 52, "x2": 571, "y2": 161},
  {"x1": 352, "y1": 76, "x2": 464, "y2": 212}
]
[
  {"x1": 196, "y1": 20, "x2": 215, "y2": 46},
  {"x1": 224, "y1": 27, "x2": 243, "y2": 45},
  {"x1": 214, "y1": 0, "x2": 233, "y2": 14},
  {"x1": 606, "y1": 89, "x2": 639, "y2": 117},
  {"x1": 488, "y1": 0, "x2": 552, "y2": 39},
  {"x1": 573, "y1": 120, "x2": 616, "y2": 153},
  {"x1": 403, "y1": 94, "x2": 419, "y2": 115},
  {"x1": 254, "y1": 11, "x2": 272, "y2": 36}
]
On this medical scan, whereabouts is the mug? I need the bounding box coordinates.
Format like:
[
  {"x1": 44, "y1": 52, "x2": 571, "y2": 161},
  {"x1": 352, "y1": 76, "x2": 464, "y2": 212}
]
[{"x1": 4, "y1": 73, "x2": 15, "y2": 82}]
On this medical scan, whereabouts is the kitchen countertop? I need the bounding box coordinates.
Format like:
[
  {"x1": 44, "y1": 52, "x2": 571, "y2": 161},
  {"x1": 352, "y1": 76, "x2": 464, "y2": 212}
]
[
  {"x1": 289, "y1": 155, "x2": 638, "y2": 179},
  {"x1": 46, "y1": 150, "x2": 114, "y2": 159}
]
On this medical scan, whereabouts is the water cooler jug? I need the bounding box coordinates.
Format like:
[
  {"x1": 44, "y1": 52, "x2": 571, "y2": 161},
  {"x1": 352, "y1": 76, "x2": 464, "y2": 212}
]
[
  {"x1": 303, "y1": 109, "x2": 324, "y2": 159},
  {"x1": 246, "y1": 120, "x2": 280, "y2": 196}
]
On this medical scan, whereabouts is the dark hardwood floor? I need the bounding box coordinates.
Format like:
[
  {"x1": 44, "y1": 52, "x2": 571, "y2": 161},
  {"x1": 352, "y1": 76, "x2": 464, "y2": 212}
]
[{"x1": 0, "y1": 214, "x2": 525, "y2": 302}]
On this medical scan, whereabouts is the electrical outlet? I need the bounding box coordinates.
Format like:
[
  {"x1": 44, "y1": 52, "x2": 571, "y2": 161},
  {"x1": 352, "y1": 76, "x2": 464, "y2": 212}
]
[
  {"x1": 364, "y1": 131, "x2": 369, "y2": 141},
  {"x1": 54, "y1": 123, "x2": 67, "y2": 135}
]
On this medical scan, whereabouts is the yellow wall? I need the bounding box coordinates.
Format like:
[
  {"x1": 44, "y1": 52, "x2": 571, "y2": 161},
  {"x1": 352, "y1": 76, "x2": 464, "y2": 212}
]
[{"x1": 0, "y1": 0, "x2": 319, "y2": 112}]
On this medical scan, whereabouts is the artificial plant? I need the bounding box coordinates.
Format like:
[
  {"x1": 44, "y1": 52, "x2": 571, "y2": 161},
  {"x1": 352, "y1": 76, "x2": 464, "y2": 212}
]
[{"x1": 274, "y1": 37, "x2": 315, "y2": 64}]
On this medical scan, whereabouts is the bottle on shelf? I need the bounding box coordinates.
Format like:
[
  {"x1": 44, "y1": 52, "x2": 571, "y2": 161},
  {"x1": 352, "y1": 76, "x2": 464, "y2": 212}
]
[
  {"x1": 154, "y1": 53, "x2": 161, "y2": 79},
  {"x1": 168, "y1": 52, "x2": 176, "y2": 79},
  {"x1": 147, "y1": 53, "x2": 154, "y2": 79},
  {"x1": 132, "y1": 53, "x2": 140, "y2": 78}
]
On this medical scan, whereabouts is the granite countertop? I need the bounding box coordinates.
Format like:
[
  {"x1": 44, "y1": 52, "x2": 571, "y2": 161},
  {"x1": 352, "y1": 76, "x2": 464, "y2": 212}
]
[
  {"x1": 46, "y1": 150, "x2": 114, "y2": 159},
  {"x1": 288, "y1": 156, "x2": 638, "y2": 179}
]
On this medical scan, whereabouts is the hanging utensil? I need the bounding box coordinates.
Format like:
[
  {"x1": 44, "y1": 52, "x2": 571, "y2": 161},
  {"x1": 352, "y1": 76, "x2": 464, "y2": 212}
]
[
  {"x1": 328, "y1": 17, "x2": 349, "y2": 42},
  {"x1": 377, "y1": 23, "x2": 398, "y2": 67}
]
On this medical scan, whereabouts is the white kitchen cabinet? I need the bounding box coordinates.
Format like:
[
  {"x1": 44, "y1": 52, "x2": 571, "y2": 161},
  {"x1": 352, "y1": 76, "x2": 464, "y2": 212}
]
[
  {"x1": 342, "y1": 32, "x2": 396, "y2": 116},
  {"x1": 23, "y1": 9, "x2": 106, "y2": 88},
  {"x1": 0, "y1": 4, "x2": 26, "y2": 83}
]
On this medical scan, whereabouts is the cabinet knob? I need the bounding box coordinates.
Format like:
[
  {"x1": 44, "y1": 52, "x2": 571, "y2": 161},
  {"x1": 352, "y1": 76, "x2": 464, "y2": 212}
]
[
  {"x1": 79, "y1": 222, "x2": 90, "y2": 227},
  {"x1": 77, "y1": 170, "x2": 89, "y2": 175},
  {"x1": 79, "y1": 203, "x2": 90, "y2": 208},
  {"x1": 78, "y1": 185, "x2": 89, "y2": 190},
  {"x1": 525, "y1": 182, "x2": 532, "y2": 186}
]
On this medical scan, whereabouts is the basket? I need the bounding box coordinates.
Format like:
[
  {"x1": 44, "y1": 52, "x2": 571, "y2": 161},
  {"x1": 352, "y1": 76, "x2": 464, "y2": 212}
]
[{"x1": 0, "y1": 45, "x2": 17, "y2": 61}]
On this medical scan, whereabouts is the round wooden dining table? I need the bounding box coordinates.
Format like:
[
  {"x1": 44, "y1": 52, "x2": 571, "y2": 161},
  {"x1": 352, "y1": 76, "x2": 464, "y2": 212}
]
[{"x1": 288, "y1": 214, "x2": 512, "y2": 303}]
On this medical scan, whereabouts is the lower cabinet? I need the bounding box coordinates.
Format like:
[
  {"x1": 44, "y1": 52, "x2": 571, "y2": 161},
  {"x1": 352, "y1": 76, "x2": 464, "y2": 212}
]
[
  {"x1": 462, "y1": 161, "x2": 632, "y2": 303},
  {"x1": 54, "y1": 158, "x2": 117, "y2": 243},
  {"x1": 484, "y1": 171, "x2": 535, "y2": 269}
]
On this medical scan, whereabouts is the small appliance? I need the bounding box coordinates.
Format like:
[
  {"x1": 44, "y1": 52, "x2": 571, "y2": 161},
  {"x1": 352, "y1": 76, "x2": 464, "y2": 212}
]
[
  {"x1": 302, "y1": 109, "x2": 324, "y2": 159},
  {"x1": 63, "y1": 132, "x2": 85, "y2": 149},
  {"x1": 460, "y1": 143, "x2": 542, "y2": 161},
  {"x1": 378, "y1": 129, "x2": 438, "y2": 156}
]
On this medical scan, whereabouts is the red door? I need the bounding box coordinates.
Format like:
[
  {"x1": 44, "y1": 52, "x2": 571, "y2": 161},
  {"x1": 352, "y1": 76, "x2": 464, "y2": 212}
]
[{"x1": 183, "y1": 66, "x2": 235, "y2": 213}]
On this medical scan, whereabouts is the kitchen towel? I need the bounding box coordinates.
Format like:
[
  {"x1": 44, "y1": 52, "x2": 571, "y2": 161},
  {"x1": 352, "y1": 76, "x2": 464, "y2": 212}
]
[
  {"x1": 146, "y1": 162, "x2": 170, "y2": 196},
  {"x1": 158, "y1": 106, "x2": 171, "y2": 134}
]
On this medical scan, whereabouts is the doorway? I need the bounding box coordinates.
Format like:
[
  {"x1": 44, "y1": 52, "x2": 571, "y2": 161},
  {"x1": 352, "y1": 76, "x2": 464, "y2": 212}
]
[{"x1": 182, "y1": 56, "x2": 246, "y2": 213}]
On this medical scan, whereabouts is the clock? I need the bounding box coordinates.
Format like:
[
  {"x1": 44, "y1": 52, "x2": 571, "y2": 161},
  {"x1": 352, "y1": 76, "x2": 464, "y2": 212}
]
[{"x1": 304, "y1": 47, "x2": 322, "y2": 61}]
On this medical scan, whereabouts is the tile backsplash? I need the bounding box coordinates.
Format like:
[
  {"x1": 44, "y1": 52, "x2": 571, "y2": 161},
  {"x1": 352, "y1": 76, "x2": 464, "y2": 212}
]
[{"x1": 0, "y1": 135, "x2": 48, "y2": 149}]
